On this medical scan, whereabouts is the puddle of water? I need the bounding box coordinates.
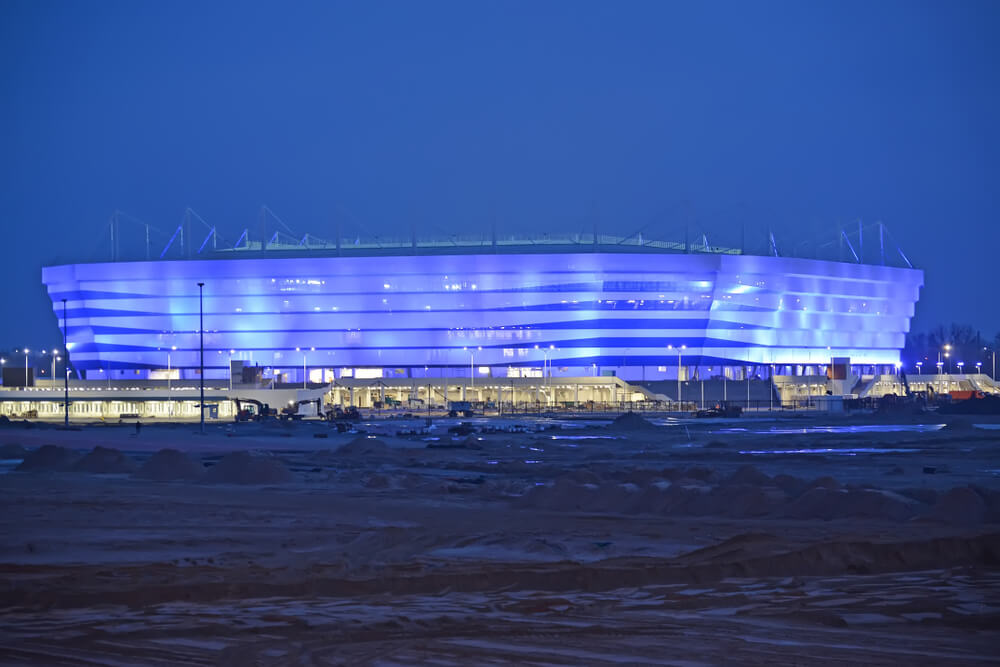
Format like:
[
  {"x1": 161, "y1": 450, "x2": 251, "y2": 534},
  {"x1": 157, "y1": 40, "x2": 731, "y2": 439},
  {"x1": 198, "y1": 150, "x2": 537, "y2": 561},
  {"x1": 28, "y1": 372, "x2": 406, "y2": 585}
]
[
  {"x1": 718, "y1": 424, "x2": 946, "y2": 435},
  {"x1": 738, "y1": 447, "x2": 922, "y2": 456},
  {"x1": 973, "y1": 424, "x2": 1000, "y2": 430},
  {"x1": 548, "y1": 435, "x2": 623, "y2": 440}
]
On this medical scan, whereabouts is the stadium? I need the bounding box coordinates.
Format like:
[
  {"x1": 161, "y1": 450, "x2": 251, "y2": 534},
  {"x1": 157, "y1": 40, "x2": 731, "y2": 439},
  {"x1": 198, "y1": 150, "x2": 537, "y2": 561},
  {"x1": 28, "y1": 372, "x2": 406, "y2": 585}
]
[{"x1": 41, "y1": 232, "x2": 924, "y2": 387}]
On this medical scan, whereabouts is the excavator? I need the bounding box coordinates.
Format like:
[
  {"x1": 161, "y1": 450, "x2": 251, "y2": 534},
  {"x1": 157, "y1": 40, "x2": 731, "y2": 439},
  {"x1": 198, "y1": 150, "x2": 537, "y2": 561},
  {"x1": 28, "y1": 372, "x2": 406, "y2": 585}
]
[{"x1": 232, "y1": 398, "x2": 278, "y2": 422}]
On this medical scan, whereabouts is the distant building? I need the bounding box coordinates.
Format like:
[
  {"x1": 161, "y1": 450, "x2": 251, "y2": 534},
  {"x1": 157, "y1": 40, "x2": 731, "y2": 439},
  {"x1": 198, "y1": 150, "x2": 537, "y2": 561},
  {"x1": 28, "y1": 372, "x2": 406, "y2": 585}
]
[{"x1": 42, "y1": 235, "x2": 923, "y2": 384}]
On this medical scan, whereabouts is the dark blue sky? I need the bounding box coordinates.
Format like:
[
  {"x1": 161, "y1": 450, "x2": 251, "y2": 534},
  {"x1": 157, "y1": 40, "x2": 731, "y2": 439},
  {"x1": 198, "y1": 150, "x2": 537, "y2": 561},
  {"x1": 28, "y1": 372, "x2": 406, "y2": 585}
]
[{"x1": 1, "y1": 0, "x2": 997, "y2": 349}]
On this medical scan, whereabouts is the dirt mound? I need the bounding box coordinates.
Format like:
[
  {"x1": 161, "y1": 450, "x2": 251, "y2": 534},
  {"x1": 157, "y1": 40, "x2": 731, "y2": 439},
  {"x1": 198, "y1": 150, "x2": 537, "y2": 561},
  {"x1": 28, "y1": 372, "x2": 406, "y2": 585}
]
[
  {"x1": 15, "y1": 445, "x2": 80, "y2": 472},
  {"x1": 135, "y1": 448, "x2": 205, "y2": 481},
  {"x1": 921, "y1": 486, "x2": 987, "y2": 525},
  {"x1": 779, "y1": 487, "x2": 918, "y2": 522},
  {"x1": 609, "y1": 412, "x2": 658, "y2": 431},
  {"x1": 772, "y1": 473, "x2": 808, "y2": 496},
  {"x1": 203, "y1": 451, "x2": 293, "y2": 485},
  {"x1": 0, "y1": 443, "x2": 27, "y2": 458},
  {"x1": 335, "y1": 436, "x2": 398, "y2": 458},
  {"x1": 73, "y1": 446, "x2": 136, "y2": 473},
  {"x1": 725, "y1": 465, "x2": 771, "y2": 486}
]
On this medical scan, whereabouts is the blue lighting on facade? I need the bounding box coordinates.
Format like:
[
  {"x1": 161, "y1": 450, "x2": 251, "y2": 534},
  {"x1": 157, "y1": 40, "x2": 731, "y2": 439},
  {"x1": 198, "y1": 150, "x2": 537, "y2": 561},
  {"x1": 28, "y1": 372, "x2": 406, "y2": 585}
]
[{"x1": 42, "y1": 252, "x2": 923, "y2": 381}]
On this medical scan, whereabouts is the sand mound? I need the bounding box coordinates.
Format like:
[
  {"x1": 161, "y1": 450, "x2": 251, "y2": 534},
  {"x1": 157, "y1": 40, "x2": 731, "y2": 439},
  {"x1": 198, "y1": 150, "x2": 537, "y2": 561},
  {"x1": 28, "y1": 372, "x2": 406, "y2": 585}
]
[
  {"x1": 772, "y1": 473, "x2": 808, "y2": 496},
  {"x1": 0, "y1": 443, "x2": 27, "y2": 459},
  {"x1": 779, "y1": 487, "x2": 917, "y2": 521},
  {"x1": 922, "y1": 486, "x2": 987, "y2": 525},
  {"x1": 203, "y1": 451, "x2": 293, "y2": 485},
  {"x1": 725, "y1": 465, "x2": 771, "y2": 486},
  {"x1": 15, "y1": 445, "x2": 80, "y2": 472},
  {"x1": 73, "y1": 446, "x2": 136, "y2": 473},
  {"x1": 609, "y1": 412, "x2": 658, "y2": 431},
  {"x1": 135, "y1": 448, "x2": 205, "y2": 481},
  {"x1": 335, "y1": 436, "x2": 397, "y2": 458}
]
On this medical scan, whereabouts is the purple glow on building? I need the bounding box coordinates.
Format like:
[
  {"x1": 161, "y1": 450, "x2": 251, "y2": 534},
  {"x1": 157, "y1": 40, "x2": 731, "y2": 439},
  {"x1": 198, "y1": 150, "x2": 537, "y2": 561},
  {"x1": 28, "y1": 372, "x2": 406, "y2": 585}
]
[{"x1": 42, "y1": 252, "x2": 923, "y2": 382}]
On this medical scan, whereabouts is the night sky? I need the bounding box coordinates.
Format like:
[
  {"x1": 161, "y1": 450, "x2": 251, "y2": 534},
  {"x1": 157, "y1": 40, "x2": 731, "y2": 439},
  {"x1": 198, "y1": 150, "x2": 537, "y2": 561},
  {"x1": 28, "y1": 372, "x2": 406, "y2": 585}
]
[{"x1": 1, "y1": 0, "x2": 997, "y2": 350}]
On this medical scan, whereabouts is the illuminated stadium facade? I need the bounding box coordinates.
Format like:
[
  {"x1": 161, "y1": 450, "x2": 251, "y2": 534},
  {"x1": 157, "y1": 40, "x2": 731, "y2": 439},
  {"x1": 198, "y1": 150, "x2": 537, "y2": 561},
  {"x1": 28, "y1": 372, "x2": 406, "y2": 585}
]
[{"x1": 41, "y1": 236, "x2": 923, "y2": 384}]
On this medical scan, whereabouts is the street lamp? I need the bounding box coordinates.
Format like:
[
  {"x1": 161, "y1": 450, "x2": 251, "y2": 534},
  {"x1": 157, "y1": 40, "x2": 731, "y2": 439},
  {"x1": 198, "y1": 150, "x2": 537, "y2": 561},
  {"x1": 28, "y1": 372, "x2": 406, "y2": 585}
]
[
  {"x1": 168, "y1": 346, "x2": 177, "y2": 392},
  {"x1": 940, "y1": 344, "x2": 952, "y2": 374},
  {"x1": 49, "y1": 350, "x2": 60, "y2": 388},
  {"x1": 198, "y1": 281, "x2": 205, "y2": 434},
  {"x1": 667, "y1": 344, "x2": 686, "y2": 407},
  {"x1": 915, "y1": 362, "x2": 922, "y2": 375},
  {"x1": 957, "y1": 361, "x2": 964, "y2": 376},
  {"x1": 61, "y1": 298, "x2": 69, "y2": 426},
  {"x1": 296, "y1": 347, "x2": 306, "y2": 389},
  {"x1": 976, "y1": 362, "x2": 982, "y2": 376},
  {"x1": 229, "y1": 349, "x2": 235, "y2": 391}
]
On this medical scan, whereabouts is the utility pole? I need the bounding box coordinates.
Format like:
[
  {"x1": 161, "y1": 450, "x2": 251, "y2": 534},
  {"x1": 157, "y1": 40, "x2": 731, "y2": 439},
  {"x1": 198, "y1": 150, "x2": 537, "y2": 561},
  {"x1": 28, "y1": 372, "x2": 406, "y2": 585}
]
[
  {"x1": 198, "y1": 282, "x2": 205, "y2": 434},
  {"x1": 62, "y1": 299, "x2": 69, "y2": 426}
]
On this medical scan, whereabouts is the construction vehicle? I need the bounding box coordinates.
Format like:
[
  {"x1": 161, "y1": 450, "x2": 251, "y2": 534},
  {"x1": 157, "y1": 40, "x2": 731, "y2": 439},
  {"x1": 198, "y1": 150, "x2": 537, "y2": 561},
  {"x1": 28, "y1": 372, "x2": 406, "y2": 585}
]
[
  {"x1": 938, "y1": 392, "x2": 1000, "y2": 415},
  {"x1": 324, "y1": 405, "x2": 360, "y2": 422},
  {"x1": 232, "y1": 398, "x2": 277, "y2": 422},
  {"x1": 448, "y1": 401, "x2": 475, "y2": 417},
  {"x1": 694, "y1": 401, "x2": 742, "y2": 418},
  {"x1": 280, "y1": 398, "x2": 323, "y2": 421}
]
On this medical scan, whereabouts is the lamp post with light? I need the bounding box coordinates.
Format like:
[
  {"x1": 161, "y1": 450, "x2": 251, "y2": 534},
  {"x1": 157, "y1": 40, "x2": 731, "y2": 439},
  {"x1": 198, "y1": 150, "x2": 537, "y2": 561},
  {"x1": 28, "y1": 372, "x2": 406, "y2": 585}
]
[
  {"x1": 296, "y1": 347, "x2": 307, "y2": 389},
  {"x1": 198, "y1": 281, "x2": 205, "y2": 435},
  {"x1": 957, "y1": 361, "x2": 964, "y2": 376},
  {"x1": 23, "y1": 348, "x2": 29, "y2": 387},
  {"x1": 62, "y1": 297, "x2": 70, "y2": 426},
  {"x1": 915, "y1": 362, "x2": 922, "y2": 375},
  {"x1": 940, "y1": 344, "x2": 952, "y2": 374},
  {"x1": 667, "y1": 344, "x2": 686, "y2": 408}
]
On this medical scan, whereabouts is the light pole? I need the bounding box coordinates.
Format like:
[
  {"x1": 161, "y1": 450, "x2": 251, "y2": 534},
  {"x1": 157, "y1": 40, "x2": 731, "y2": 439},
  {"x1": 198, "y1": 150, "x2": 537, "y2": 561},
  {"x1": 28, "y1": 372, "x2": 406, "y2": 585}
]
[
  {"x1": 50, "y1": 351, "x2": 56, "y2": 386},
  {"x1": 976, "y1": 362, "x2": 982, "y2": 376},
  {"x1": 916, "y1": 362, "x2": 922, "y2": 375},
  {"x1": 296, "y1": 347, "x2": 306, "y2": 389},
  {"x1": 940, "y1": 344, "x2": 952, "y2": 374},
  {"x1": 24, "y1": 348, "x2": 29, "y2": 387},
  {"x1": 957, "y1": 361, "x2": 964, "y2": 376},
  {"x1": 542, "y1": 345, "x2": 556, "y2": 405},
  {"x1": 168, "y1": 346, "x2": 176, "y2": 394},
  {"x1": 229, "y1": 349, "x2": 235, "y2": 391},
  {"x1": 198, "y1": 282, "x2": 205, "y2": 434},
  {"x1": 667, "y1": 344, "x2": 686, "y2": 408},
  {"x1": 746, "y1": 349, "x2": 751, "y2": 410},
  {"x1": 61, "y1": 298, "x2": 69, "y2": 426},
  {"x1": 464, "y1": 346, "x2": 474, "y2": 389}
]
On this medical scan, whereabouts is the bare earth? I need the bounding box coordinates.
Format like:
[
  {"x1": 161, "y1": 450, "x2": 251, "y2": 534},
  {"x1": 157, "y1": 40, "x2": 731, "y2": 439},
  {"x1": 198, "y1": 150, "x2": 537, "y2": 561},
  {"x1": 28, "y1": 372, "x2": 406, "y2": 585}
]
[{"x1": 1, "y1": 413, "x2": 998, "y2": 665}]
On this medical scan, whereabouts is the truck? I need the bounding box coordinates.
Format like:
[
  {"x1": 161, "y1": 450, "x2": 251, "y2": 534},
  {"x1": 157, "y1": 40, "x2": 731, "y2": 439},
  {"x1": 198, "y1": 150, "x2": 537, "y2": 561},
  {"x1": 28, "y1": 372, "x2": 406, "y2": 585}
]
[{"x1": 447, "y1": 401, "x2": 476, "y2": 417}]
